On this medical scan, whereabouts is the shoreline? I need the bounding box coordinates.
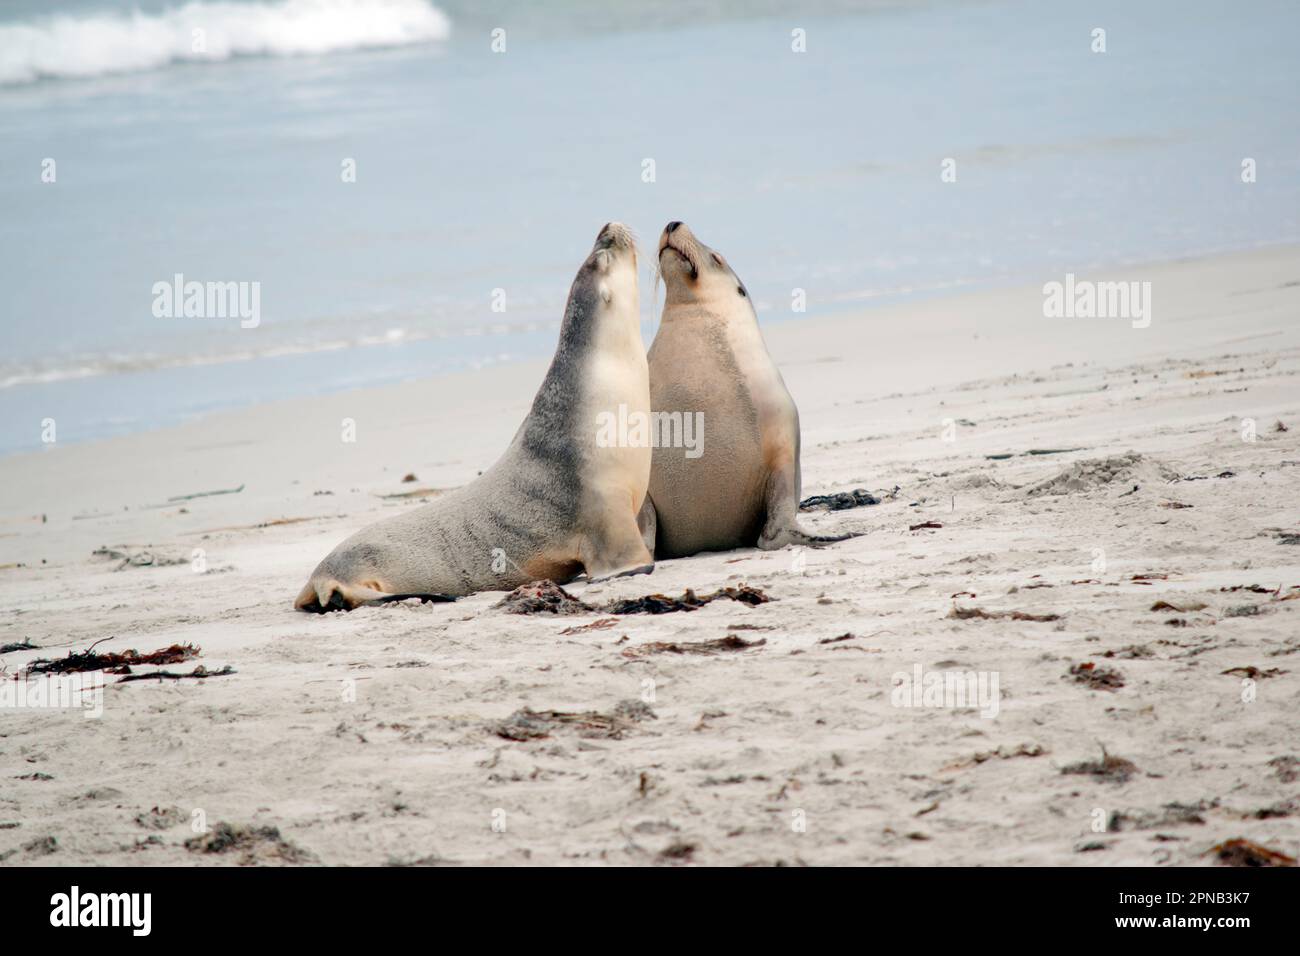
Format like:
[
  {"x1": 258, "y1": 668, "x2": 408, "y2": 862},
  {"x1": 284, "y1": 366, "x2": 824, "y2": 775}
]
[{"x1": 3, "y1": 240, "x2": 1298, "y2": 466}]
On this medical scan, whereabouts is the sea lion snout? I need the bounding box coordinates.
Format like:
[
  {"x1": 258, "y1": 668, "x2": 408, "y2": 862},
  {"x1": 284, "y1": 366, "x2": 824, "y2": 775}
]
[
  {"x1": 658, "y1": 219, "x2": 695, "y2": 253},
  {"x1": 658, "y1": 220, "x2": 698, "y2": 277}
]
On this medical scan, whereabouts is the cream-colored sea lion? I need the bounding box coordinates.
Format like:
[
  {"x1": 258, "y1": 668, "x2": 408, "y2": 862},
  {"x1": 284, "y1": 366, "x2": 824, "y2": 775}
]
[
  {"x1": 644, "y1": 220, "x2": 856, "y2": 559},
  {"x1": 295, "y1": 222, "x2": 653, "y2": 612}
]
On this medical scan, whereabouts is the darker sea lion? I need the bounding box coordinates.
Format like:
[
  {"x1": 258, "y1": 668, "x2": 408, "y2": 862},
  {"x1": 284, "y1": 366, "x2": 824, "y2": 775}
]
[{"x1": 296, "y1": 222, "x2": 653, "y2": 611}]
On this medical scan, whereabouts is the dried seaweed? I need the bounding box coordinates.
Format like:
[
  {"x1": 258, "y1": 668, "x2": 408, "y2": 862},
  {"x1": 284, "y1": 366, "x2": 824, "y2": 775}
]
[
  {"x1": 1062, "y1": 748, "x2": 1138, "y2": 783},
  {"x1": 496, "y1": 580, "x2": 772, "y2": 617},
  {"x1": 603, "y1": 586, "x2": 769, "y2": 615},
  {"x1": 26, "y1": 640, "x2": 199, "y2": 676},
  {"x1": 491, "y1": 700, "x2": 656, "y2": 741},
  {"x1": 799, "y1": 488, "x2": 880, "y2": 512},
  {"x1": 817, "y1": 632, "x2": 857, "y2": 645},
  {"x1": 495, "y1": 581, "x2": 595, "y2": 615},
  {"x1": 942, "y1": 743, "x2": 1046, "y2": 772},
  {"x1": 947, "y1": 606, "x2": 1060, "y2": 622},
  {"x1": 1208, "y1": 838, "x2": 1296, "y2": 867},
  {"x1": 1270, "y1": 755, "x2": 1300, "y2": 783},
  {"x1": 1069, "y1": 661, "x2": 1125, "y2": 691},
  {"x1": 559, "y1": 617, "x2": 619, "y2": 635},
  {"x1": 622, "y1": 635, "x2": 766, "y2": 657},
  {"x1": 658, "y1": 840, "x2": 697, "y2": 862},
  {"x1": 1109, "y1": 801, "x2": 1212, "y2": 831},
  {"x1": 1102, "y1": 644, "x2": 1155, "y2": 659},
  {"x1": 116, "y1": 665, "x2": 234, "y2": 683},
  {"x1": 1220, "y1": 666, "x2": 1286, "y2": 679},
  {"x1": 185, "y1": 822, "x2": 314, "y2": 864}
]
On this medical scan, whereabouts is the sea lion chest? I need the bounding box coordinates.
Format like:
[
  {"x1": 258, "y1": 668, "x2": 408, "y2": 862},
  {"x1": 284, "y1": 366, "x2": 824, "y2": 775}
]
[{"x1": 648, "y1": 307, "x2": 795, "y2": 556}]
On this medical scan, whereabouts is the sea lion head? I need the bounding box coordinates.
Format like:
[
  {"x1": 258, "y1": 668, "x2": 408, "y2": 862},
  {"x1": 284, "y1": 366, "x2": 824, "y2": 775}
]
[
  {"x1": 554, "y1": 221, "x2": 640, "y2": 350},
  {"x1": 657, "y1": 221, "x2": 750, "y2": 309},
  {"x1": 579, "y1": 220, "x2": 638, "y2": 310}
]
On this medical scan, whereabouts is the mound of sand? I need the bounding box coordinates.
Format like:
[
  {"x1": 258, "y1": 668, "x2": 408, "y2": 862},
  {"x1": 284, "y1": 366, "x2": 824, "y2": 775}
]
[{"x1": 1025, "y1": 451, "x2": 1177, "y2": 498}]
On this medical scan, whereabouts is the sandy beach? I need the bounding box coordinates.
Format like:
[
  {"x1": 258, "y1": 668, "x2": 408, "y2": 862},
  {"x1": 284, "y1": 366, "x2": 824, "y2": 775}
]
[{"x1": 2, "y1": 244, "x2": 1298, "y2": 867}]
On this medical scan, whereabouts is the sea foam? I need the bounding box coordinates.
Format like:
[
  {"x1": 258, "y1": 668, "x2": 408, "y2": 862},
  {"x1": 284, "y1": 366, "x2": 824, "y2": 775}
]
[{"x1": 0, "y1": 0, "x2": 451, "y2": 85}]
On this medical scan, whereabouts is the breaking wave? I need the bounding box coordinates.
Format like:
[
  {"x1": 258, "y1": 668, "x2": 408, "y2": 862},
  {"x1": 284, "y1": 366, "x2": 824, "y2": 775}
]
[{"x1": 0, "y1": 0, "x2": 451, "y2": 85}]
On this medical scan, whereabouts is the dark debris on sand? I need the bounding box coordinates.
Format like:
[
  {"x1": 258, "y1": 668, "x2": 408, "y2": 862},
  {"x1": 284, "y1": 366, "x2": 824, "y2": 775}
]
[
  {"x1": 603, "y1": 585, "x2": 769, "y2": 615},
  {"x1": 25, "y1": 640, "x2": 199, "y2": 676},
  {"x1": 1269, "y1": 755, "x2": 1300, "y2": 783},
  {"x1": 1108, "y1": 800, "x2": 1214, "y2": 831},
  {"x1": 947, "y1": 606, "x2": 1061, "y2": 623},
  {"x1": 494, "y1": 581, "x2": 594, "y2": 615},
  {"x1": 1221, "y1": 665, "x2": 1286, "y2": 679},
  {"x1": 496, "y1": 581, "x2": 770, "y2": 616},
  {"x1": 116, "y1": 664, "x2": 235, "y2": 683},
  {"x1": 492, "y1": 699, "x2": 657, "y2": 741},
  {"x1": 1068, "y1": 661, "x2": 1126, "y2": 691},
  {"x1": 559, "y1": 617, "x2": 620, "y2": 635},
  {"x1": 799, "y1": 488, "x2": 882, "y2": 512},
  {"x1": 622, "y1": 635, "x2": 766, "y2": 657},
  {"x1": 657, "y1": 839, "x2": 698, "y2": 862},
  {"x1": 184, "y1": 822, "x2": 315, "y2": 865},
  {"x1": 942, "y1": 743, "x2": 1046, "y2": 772},
  {"x1": 1208, "y1": 838, "x2": 1297, "y2": 867},
  {"x1": 1062, "y1": 748, "x2": 1139, "y2": 783}
]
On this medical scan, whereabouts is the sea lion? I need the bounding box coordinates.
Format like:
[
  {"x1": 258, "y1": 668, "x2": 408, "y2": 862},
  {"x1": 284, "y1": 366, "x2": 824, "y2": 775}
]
[
  {"x1": 295, "y1": 222, "x2": 654, "y2": 612},
  {"x1": 644, "y1": 220, "x2": 855, "y2": 559}
]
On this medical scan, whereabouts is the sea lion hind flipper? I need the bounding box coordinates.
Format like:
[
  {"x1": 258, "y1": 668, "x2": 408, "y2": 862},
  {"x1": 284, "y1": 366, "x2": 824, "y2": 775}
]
[
  {"x1": 585, "y1": 561, "x2": 655, "y2": 584},
  {"x1": 758, "y1": 527, "x2": 864, "y2": 550},
  {"x1": 757, "y1": 461, "x2": 862, "y2": 550},
  {"x1": 580, "y1": 507, "x2": 656, "y2": 582}
]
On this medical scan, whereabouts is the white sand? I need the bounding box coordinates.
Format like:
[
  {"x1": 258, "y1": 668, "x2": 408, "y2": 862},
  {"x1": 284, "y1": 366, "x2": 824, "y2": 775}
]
[{"x1": 2, "y1": 245, "x2": 1298, "y2": 866}]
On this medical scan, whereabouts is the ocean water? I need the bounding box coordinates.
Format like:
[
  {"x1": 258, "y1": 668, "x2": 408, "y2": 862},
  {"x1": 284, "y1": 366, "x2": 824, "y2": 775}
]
[{"x1": 1, "y1": 0, "x2": 1297, "y2": 456}]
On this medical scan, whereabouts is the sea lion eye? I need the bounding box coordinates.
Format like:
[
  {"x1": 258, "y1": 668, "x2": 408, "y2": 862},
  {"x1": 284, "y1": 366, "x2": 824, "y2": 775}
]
[{"x1": 737, "y1": 286, "x2": 747, "y2": 297}]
